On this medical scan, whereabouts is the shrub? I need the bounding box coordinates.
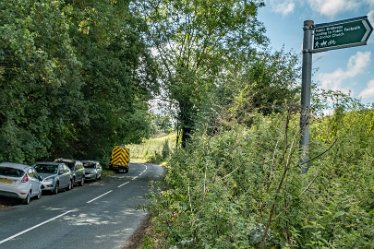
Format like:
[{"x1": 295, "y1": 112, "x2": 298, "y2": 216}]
[{"x1": 144, "y1": 111, "x2": 374, "y2": 248}]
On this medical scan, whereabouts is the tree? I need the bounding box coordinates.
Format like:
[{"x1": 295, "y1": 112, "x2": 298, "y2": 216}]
[
  {"x1": 224, "y1": 50, "x2": 301, "y2": 127},
  {"x1": 0, "y1": 0, "x2": 83, "y2": 162},
  {"x1": 57, "y1": 0, "x2": 158, "y2": 159},
  {"x1": 135, "y1": 0, "x2": 268, "y2": 146},
  {"x1": 0, "y1": 0, "x2": 158, "y2": 162}
]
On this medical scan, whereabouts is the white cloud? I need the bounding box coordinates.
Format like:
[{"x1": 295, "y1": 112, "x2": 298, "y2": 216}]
[
  {"x1": 272, "y1": 1, "x2": 296, "y2": 15},
  {"x1": 346, "y1": 52, "x2": 371, "y2": 77},
  {"x1": 307, "y1": 0, "x2": 360, "y2": 17},
  {"x1": 267, "y1": 0, "x2": 297, "y2": 15},
  {"x1": 318, "y1": 51, "x2": 371, "y2": 92},
  {"x1": 268, "y1": 0, "x2": 374, "y2": 16},
  {"x1": 368, "y1": 10, "x2": 374, "y2": 26},
  {"x1": 359, "y1": 79, "x2": 374, "y2": 98},
  {"x1": 369, "y1": 11, "x2": 374, "y2": 44}
]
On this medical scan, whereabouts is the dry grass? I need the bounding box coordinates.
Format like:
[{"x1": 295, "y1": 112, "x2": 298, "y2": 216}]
[{"x1": 127, "y1": 133, "x2": 177, "y2": 163}]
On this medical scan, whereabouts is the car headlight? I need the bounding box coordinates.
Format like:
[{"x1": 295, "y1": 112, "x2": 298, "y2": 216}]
[{"x1": 43, "y1": 178, "x2": 54, "y2": 185}]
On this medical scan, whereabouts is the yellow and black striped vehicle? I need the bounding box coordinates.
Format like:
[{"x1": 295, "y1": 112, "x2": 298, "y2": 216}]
[{"x1": 109, "y1": 146, "x2": 129, "y2": 173}]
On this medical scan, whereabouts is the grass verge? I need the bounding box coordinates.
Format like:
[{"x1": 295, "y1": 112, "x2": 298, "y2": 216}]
[{"x1": 127, "y1": 132, "x2": 177, "y2": 163}]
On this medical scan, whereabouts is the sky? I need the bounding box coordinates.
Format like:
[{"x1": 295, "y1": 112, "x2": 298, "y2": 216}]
[{"x1": 258, "y1": 0, "x2": 374, "y2": 105}]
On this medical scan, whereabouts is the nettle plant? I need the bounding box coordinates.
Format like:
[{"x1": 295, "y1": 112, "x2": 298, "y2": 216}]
[
  {"x1": 146, "y1": 110, "x2": 374, "y2": 248},
  {"x1": 146, "y1": 112, "x2": 291, "y2": 248}
]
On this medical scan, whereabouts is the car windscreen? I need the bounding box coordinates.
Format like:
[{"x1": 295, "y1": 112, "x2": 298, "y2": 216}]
[
  {"x1": 0, "y1": 167, "x2": 25, "y2": 177},
  {"x1": 34, "y1": 164, "x2": 58, "y2": 174},
  {"x1": 56, "y1": 161, "x2": 74, "y2": 169},
  {"x1": 82, "y1": 162, "x2": 95, "y2": 168}
]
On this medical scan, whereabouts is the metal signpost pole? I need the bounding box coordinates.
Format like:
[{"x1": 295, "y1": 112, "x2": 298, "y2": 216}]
[
  {"x1": 298, "y1": 16, "x2": 372, "y2": 174},
  {"x1": 300, "y1": 20, "x2": 314, "y2": 174}
]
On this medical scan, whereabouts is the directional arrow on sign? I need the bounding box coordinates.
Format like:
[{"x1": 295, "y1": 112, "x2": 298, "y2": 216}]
[{"x1": 313, "y1": 16, "x2": 373, "y2": 53}]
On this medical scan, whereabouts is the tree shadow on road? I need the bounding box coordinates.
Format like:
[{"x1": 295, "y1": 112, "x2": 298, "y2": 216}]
[{"x1": 0, "y1": 197, "x2": 20, "y2": 208}]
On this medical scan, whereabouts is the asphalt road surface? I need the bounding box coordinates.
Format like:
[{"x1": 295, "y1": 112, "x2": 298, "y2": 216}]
[{"x1": 0, "y1": 163, "x2": 164, "y2": 249}]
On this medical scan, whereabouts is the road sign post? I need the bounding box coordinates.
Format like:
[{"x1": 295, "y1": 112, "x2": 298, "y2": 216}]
[
  {"x1": 299, "y1": 16, "x2": 373, "y2": 173},
  {"x1": 300, "y1": 20, "x2": 314, "y2": 174}
]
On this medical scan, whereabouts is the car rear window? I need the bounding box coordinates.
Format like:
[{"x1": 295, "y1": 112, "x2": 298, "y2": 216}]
[{"x1": 0, "y1": 167, "x2": 25, "y2": 177}]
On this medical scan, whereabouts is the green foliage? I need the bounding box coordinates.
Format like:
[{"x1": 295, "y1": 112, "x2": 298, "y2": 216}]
[
  {"x1": 226, "y1": 50, "x2": 300, "y2": 127},
  {"x1": 0, "y1": 0, "x2": 83, "y2": 163},
  {"x1": 150, "y1": 114, "x2": 175, "y2": 134},
  {"x1": 0, "y1": 0, "x2": 157, "y2": 163},
  {"x1": 57, "y1": 0, "x2": 158, "y2": 160},
  {"x1": 144, "y1": 110, "x2": 374, "y2": 248},
  {"x1": 135, "y1": 0, "x2": 270, "y2": 146}
]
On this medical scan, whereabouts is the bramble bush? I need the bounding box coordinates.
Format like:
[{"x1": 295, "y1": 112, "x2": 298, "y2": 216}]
[{"x1": 143, "y1": 110, "x2": 374, "y2": 248}]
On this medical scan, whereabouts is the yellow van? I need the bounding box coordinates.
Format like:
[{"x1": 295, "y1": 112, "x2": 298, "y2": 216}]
[{"x1": 109, "y1": 146, "x2": 129, "y2": 173}]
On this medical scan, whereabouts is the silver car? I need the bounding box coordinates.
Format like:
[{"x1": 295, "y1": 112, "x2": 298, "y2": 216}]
[
  {"x1": 82, "y1": 160, "x2": 102, "y2": 181},
  {"x1": 0, "y1": 162, "x2": 42, "y2": 204},
  {"x1": 33, "y1": 162, "x2": 73, "y2": 194}
]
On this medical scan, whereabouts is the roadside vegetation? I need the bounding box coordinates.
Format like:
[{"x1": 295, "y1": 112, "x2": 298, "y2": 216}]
[{"x1": 141, "y1": 108, "x2": 374, "y2": 248}]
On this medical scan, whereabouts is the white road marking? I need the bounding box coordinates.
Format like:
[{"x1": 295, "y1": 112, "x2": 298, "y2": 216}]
[
  {"x1": 132, "y1": 164, "x2": 148, "y2": 180},
  {"x1": 117, "y1": 164, "x2": 148, "y2": 184},
  {"x1": 109, "y1": 175, "x2": 126, "y2": 179},
  {"x1": 0, "y1": 210, "x2": 74, "y2": 245},
  {"x1": 86, "y1": 190, "x2": 113, "y2": 204},
  {"x1": 117, "y1": 181, "x2": 129, "y2": 188}
]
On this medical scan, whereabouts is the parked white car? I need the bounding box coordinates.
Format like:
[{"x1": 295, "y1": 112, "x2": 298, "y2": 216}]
[{"x1": 0, "y1": 162, "x2": 42, "y2": 204}]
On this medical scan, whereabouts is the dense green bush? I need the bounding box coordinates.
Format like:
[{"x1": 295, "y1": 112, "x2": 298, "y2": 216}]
[
  {"x1": 0, "y1": 0, "x2": 157, "y2": 163},
  {"x1": 144, "y1": 110, "x2": 374, "y2": 248}
]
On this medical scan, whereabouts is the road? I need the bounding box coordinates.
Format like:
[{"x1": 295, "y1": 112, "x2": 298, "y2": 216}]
[{"x1": 0, "y1": 163, "x2": 164, "y2": 249}]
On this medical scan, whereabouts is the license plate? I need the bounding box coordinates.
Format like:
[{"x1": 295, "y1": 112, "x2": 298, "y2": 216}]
[{"x1": 0, "y1": 178, "x2": 13, "y2": 184}]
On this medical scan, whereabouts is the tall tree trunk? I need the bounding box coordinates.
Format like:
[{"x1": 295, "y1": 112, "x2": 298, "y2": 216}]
[
  {"x1": 181, "y1": 126, "x2": 192, "y2": 148},
  {"x1": 179, "y1": 100, "x2": 194, "y2": 148}
]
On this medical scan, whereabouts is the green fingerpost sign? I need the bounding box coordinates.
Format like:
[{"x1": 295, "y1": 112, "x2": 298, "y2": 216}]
[
  {"x1": 300, "y1": 16, "x2": 372, "y2": 172},
  {"x1": 313, "y1": 16, "x2": 373, "y2": 53}
]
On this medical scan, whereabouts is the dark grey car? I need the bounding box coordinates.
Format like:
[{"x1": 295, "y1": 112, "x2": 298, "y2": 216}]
[{"x1": 54, "y1": 159, "x2": 85, "y2": 187}]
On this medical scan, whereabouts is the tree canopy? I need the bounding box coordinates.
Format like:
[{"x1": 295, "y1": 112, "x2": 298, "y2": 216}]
[
  {"x1": 0, "y1": 0, "x2": 157, "y2": 163},
  {"x1": 135, "y1": 0, "x2": 300, "y2": 145},
  {"x1": 0, "y1": 0, "x2": 302, "y2": 161}
]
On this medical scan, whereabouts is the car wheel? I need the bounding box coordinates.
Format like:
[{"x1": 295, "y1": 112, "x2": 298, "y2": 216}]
[
  {"x1": 37, "y1": 188, "x2": 42, "y2": 199},
  {"x1": 52, "y1": 182, "x2": 59, "y2": 194},
  {"x1": 66, "y1": 180, "x2": 72, "y2": 191},
  {"x1": 23, "y1": 192, "x2": 31, "y2": 205},
  {"x1": 80, "y1": 177, "x2": 84, "y2": 186}
]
